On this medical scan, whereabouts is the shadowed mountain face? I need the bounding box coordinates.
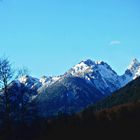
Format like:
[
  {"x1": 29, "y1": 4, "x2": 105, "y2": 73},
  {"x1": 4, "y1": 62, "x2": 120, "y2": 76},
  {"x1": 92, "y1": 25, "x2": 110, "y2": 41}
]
[{"x1": 34, "y1": 76, "x2": 104, "y2": 117}]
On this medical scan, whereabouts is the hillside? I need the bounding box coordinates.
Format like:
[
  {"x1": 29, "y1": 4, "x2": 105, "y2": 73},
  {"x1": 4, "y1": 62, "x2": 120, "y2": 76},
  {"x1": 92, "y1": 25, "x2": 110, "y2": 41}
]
[
  {"x1": 39, "y1": 84, "x2": 140, "y2": 139},
  {"x1": 34, "y1": 76, "x2": 104, "y2": 117},
  {"x1": 91, "y1": 77, "x2": 140, "y2": 111},
  {"x1": 1, "y1": 100, "x2": 139, "y2": 140},
  {"x1": 37, "y1": 77, "x2": 140, "y2": 139}
]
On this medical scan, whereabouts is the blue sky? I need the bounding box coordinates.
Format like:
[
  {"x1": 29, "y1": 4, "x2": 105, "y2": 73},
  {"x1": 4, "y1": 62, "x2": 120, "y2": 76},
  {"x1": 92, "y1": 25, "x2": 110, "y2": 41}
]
[{"x1": 0, "y1": 0, "x2": 140, "y2": 77}]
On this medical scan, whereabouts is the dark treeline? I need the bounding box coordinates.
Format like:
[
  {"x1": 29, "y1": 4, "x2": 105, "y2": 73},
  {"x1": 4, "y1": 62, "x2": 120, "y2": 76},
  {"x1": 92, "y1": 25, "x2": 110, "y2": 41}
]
[
  {"x1": 0, "y1": 100, "x2": 140, "y2": 140},
  {"x1": 0, "y1": 57, "x2": 32, "y2": 140}
]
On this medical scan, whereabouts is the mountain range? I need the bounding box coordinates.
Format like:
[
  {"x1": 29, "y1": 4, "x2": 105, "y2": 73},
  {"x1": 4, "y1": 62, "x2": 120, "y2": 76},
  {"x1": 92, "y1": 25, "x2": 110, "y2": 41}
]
[
  {"x1": 1, "y1": 58, "x2": 140, "y2": 140},
  {"x1": 19, "y1": 58, "x2": 140, "y2": 93},
  {"x1": 6, "y1": 58, "x2": 140, "y2": 118}
]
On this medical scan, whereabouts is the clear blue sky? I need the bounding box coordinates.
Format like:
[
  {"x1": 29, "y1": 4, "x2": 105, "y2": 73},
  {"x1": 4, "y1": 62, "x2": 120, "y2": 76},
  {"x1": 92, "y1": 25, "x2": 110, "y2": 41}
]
[{"x1": 0, "y1": 0, "x2": 140, "y2": 77}]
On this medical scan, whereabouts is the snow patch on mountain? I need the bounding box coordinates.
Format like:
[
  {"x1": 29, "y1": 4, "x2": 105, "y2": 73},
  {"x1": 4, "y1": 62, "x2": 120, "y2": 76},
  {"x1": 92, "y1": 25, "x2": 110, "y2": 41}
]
[
  {"x1": 39, "y1": 76, "x2": 61, "y2": 86},
  {"x1": 19, "y1": 75, "x2": 42, "y2": 90},
  {"x1": 18, "y1": 75, "x2": 61, "y2": 91}
]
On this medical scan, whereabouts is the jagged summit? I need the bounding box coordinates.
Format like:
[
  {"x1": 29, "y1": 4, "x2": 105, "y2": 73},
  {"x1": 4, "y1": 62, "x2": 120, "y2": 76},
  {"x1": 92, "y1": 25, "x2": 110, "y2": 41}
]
[
  {"x1": 128, "y1": 58, "x2": 140, "y2": 68},
  {"x1": 127, "y1": 58, "x2": 140, "y2": 71},
  {"x1": 81, "y1": 59, "x2": 95, "y2": 66},
  {"x1": 126, "y1": 58, "x2": 140, "y2": 77},
  {"x1": 120, "y1": 58, "x2": 140, "y2": 87},
  {"x1": 66, "y1": 59, "x2": 121, "y2": 94},
  {"x1": 79, "y1": 59, "x2": 106, "y2": 66},
  {"x1": 19, "y1": 75, "x2": 42, "y2": 90}
]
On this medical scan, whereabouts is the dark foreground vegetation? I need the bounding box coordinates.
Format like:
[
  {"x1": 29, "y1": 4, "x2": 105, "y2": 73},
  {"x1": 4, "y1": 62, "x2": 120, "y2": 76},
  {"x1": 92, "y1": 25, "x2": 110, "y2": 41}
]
[{"x1": 1, "y1": 100, "x2": 140, "y2": 140}]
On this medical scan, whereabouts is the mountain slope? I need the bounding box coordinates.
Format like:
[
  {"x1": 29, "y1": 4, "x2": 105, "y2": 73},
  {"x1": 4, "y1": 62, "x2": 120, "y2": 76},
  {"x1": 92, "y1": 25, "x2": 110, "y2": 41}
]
[
  {"x1": 92, "y1": 77, "x2": 140, "y2": 111},
  {"x1": 42, "y1": 77, "x2": 140, "y2": 139},
  {"x1": 66, "y1": 59, "x2": 121, "y2": 94},
  {"x1": 35, "y1": 76, "x2": 104, "y2": 117}
]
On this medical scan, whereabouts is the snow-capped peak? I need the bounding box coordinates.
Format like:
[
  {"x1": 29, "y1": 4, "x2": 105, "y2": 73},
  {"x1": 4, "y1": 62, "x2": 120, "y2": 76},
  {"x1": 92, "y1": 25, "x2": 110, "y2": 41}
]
[
  {"x1": 67, "y1": 59, "x2": 121, "y2": 94},
  {"x1": 69, "y1": 60, "x2": 94, "y2": 76},
  {"x1": 19, "y1": 75, "x2": 42, "y2": 90},
  {"x1": 82, "y1": 59, "x2": 96, "y2": 66},
  {"x1": 69, "y1": 59, "x2": 117, "y2": 77},
  {"x1": 39, "y1": 76, "x2": 51, "y2": 85},
  {"x1": 125, "y1": 59, "x2": 140, "y2": 77},
  {"x1": 120, "y1": 58, "x2": 140, "y2": 87},
  {"x1": 127, "y1": 58, "x2": 140, "y2": 72},
  {"x1": 19, "y1": 75, "x2": 39, "y2": 84},
  {"x1": 39, "y1": 75, "x2": 61, "y2": 86}
]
